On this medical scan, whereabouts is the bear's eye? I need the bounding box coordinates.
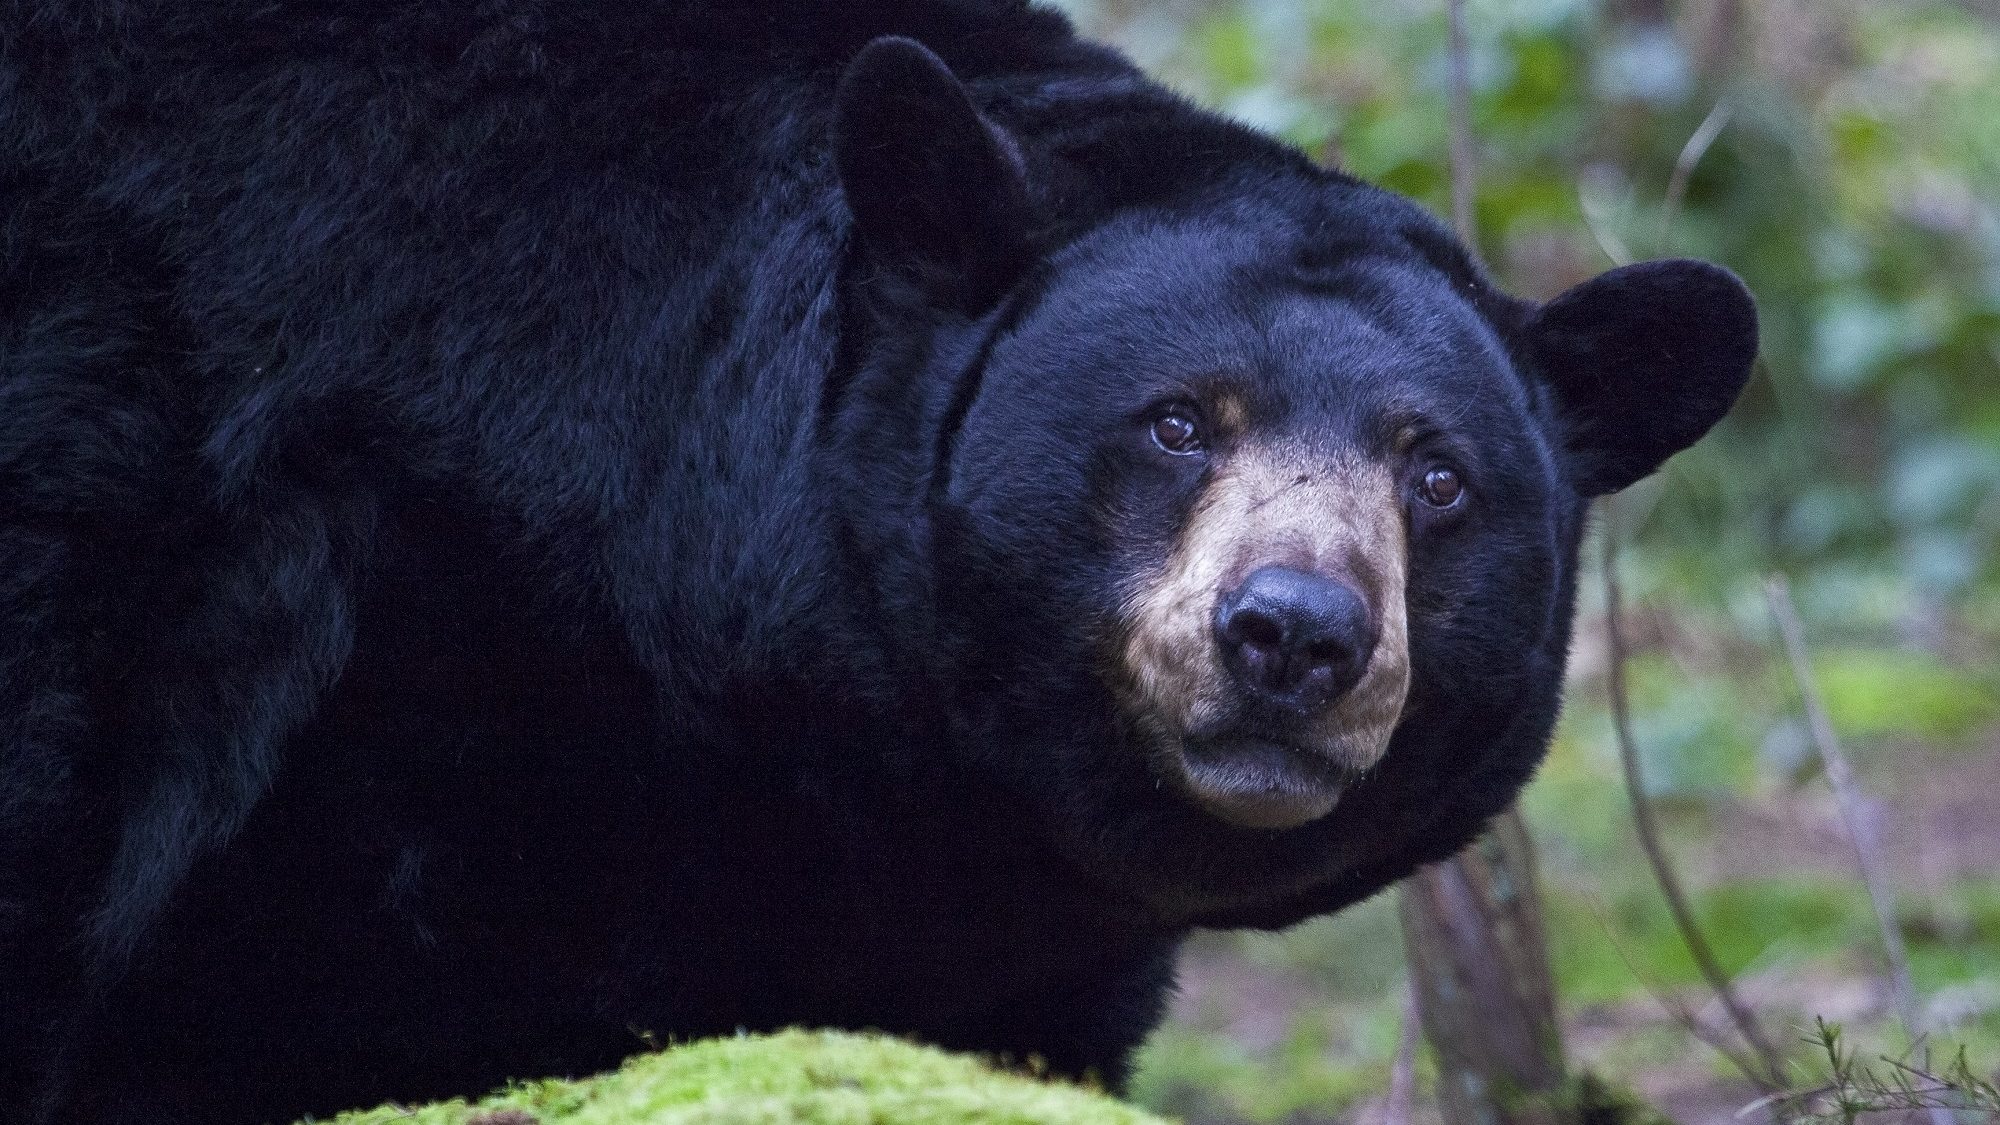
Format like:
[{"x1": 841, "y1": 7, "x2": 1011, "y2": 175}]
[
  {"x1": 1151, "y1": 411, "x2": 1203, "y2": 455},
  {"x1": 1416, "y1": 466, "x2": 1464, "y2": 509}
]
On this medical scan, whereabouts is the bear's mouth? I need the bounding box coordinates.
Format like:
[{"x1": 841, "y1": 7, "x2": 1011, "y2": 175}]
[{"x1": 1170, "y1": 734, "x2": 1355, "y2": 830}]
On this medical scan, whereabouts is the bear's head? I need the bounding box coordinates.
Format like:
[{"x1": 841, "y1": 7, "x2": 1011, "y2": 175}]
[{"x1": 828, "y1": 38, "x2": 1756, "y2": 922}]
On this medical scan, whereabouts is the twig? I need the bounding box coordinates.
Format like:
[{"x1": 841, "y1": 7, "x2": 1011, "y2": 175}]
[
  {"x1": 1758, "y1": 1019, "x2": 2000, "y2": 1123},
  {"x1": 1601, "y1": 512, "x2": 1789, "y2": 1090},
  {"x1": 1736, "y1": 1082, "x2": 1844, "y2": 1122},
  {"x1": 1763, "y1": 576, "x2": 1917, "y2": 1024},
  {"x1": 1586, "y1": 894, "x2": 1772, "y2": 1088},
  {"x1": 1592, "y1": 98, "x2": 1785, "y2": 1092},
  {"x1": 1658, "y1": 100, "x2": 1734, "y2": 251},
  {"x1": 1577, "y1": 175, "x2": 1635, "y2": 269},
  {"x1": 1445, "y1": 0, "x2": 1478, "y2": 251},
  {"x1": 1762, "y1": 576, "x2": 1954, "y2": 1125},
  {"x1": 1581, "y1": 99, "x2": 1731, "y2": 272}
]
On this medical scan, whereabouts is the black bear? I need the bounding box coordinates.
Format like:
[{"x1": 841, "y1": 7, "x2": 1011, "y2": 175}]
[{"x1": 0, "y1": 2, "x2": 1757, "y2": 1122}]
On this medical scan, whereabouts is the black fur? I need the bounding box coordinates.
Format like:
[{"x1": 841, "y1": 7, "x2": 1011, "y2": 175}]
[{"x1": 0, "y1": 3, "x2": 1757, "y2": 1121}]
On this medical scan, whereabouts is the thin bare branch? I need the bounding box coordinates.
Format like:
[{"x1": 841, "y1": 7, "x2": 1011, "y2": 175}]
[
  {"x1": 1762, "y1": 575, "x2": 1955, "y2": 1125},
  {"x1": 1576, "y1": 176, "x2": 1635, "y2": 268},
  {"x1": 1587, "y1": 896, "x2": 1772, "y2": 1087},
  {"x1": 1658, "y1": 100, "x2": 1734, "y2": 250},
  {"x1": 1595, "y1": 98, "x2": 1784, "y2": 1090},
  {"x1": 1601, "y1": 513, "x2": 1789, "y2": 1090}
]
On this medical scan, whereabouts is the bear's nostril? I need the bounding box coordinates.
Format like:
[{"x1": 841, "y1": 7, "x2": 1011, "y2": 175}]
[
  {"x1": 1214, "y1": 565, "x2": 1377, "y2": 709},
  {"x1": 1226, "y1": 608, "x2": 1284, "y2": 651}
]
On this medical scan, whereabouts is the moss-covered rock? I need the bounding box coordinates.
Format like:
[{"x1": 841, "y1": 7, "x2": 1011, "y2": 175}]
[{"x1": 313, "y1": 1030, "x2": 1173, "y2": 1125}]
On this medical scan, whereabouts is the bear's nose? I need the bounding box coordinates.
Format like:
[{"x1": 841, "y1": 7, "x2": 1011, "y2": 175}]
[{"x1": 1214, "y1": 565, "x2": 1376, "y2": 711}]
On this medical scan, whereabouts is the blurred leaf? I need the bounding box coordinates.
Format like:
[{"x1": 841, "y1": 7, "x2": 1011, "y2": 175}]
[
  {"x1": 1809, "y1": 293, "x2": 1907, "y2": 391},
  {"x1": 1593, "y1": 24, "x2": 1692, "y2": 107},
  {"x1": 1888, "y1": 436, "x2": 2000, "y2": 529},
  {"x1": 1800, "y1": 648, "x2": 2000, "y2": 743}
]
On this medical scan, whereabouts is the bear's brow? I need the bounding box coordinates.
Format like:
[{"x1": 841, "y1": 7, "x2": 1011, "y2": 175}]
[{"x1": 1369, "y1": 400, "x2": 1480, "y2": 453}]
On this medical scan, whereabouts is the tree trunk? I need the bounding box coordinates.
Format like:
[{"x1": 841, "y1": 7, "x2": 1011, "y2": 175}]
[{"x1": 1398, "y1": 809, "x2": 1570, "y2": 1125}]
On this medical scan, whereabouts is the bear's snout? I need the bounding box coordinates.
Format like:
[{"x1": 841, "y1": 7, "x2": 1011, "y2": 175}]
[
  {"x1": 1116, "y1": 447, "x2": 1412, "y2": 830},
  {"x1": 1214, "y1": 564, "x2": 1378, "y2": 713}
]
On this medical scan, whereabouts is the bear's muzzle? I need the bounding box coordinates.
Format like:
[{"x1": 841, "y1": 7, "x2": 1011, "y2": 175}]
[{"x1": 1115, "y1": 447, "x2": 1410, "y2": 829}]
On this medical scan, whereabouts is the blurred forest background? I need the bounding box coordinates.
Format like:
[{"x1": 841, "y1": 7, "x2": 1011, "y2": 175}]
[{"x1": 1044, "y1": 0, "x2": 2000, "y2": 1121}]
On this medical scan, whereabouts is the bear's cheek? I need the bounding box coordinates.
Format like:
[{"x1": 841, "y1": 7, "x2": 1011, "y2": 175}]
[
  {"x1": 1403, "y1": 509, "x2": 1566, "y2": 705},
  {"x1": 1107, "y1": 446, "x2": 1411, "y2": 829}
]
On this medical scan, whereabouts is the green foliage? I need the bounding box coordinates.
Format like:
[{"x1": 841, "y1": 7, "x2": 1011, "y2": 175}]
[
  {"x1": 312, "y1": 1030, "x2": 1167, "y2": 1125},
  {"x1": 1531, "y1": 625, "x2": 1996, "y2": 810},
  {"x1": 1537, "y1": 877, "x2": 2000, "y2": 1010},
  {"x1": 1803, "y1": 648, "x2": 1998, "y2": 745},
  {"x1": 1770, "y1": 1019, "x2": 2000, "y2": 1124}
]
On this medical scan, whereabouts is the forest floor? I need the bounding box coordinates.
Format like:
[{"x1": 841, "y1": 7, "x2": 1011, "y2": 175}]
[{"x1": 1130, "y1": 721, "x2": 2000, "y2": 1125}]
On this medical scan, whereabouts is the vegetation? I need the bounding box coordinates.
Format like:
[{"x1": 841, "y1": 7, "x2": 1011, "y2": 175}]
[
  {"x1": 1766, "y1": 1020, "x2": 2000, "y2": 1124},
  {"x1": 312, "y1": 1030, "x2": 1167, "y2": 1125}
]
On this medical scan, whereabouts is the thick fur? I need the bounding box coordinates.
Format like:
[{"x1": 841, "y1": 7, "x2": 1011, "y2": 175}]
[{"x1": 0, "y1": 3, "x2": 1757, "y2": 1122}]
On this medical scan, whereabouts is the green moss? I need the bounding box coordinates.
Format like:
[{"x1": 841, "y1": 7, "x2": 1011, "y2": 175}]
[{"x1": 312, "y1": 1030, "x2": 1170, "y2": 1125}]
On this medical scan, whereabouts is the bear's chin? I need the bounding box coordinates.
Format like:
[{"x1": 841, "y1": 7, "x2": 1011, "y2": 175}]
[{"x1": 1169, "y1": 735, "x2": 1352, "y2": 830}]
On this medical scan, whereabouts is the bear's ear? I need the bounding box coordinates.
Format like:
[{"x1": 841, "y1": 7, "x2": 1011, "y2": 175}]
[
  {"x1": 834, "y1": 36, "x2": 1036, "y2": 314},
  {"x1": 1518, "y1": 258, "x2": 1758, "y2": 498}
]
